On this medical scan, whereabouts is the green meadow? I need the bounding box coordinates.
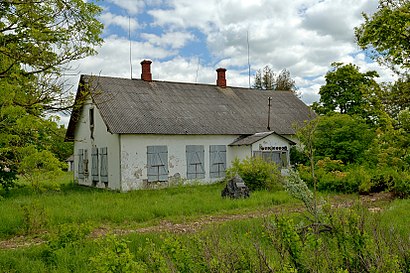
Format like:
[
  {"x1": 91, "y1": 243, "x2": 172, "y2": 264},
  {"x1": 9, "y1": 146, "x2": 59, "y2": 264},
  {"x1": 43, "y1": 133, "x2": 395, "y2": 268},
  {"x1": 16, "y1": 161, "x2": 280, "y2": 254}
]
[{"x1": 0, "y1": 172, "x2": 409, "y2": 272}]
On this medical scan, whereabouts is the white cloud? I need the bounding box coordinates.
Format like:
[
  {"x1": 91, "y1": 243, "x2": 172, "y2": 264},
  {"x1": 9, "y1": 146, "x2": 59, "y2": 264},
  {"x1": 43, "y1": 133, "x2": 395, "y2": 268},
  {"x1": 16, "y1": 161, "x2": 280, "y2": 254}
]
[
  {"x1": 141, "y1": 32, "x2": 196, "y2": 49},
  {"x1": 66, "y1": 0, "x2": 395, "y2": 118},
  {"x1": 105, "y1": 0, "x2": 146, "y2": 15},
  {"x1": 100, "y1": 12, "x2": 139, "y2": 32}
]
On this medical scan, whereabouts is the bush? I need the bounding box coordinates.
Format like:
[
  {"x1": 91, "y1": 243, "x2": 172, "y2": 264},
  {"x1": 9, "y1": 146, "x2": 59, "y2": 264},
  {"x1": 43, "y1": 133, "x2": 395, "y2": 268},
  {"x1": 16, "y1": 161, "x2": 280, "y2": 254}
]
[
  {"x1": 392, "y1": 171, "x2": 410, "y2": 198},
  {"x1": 0, "y1": 169, "x2": 16, "y2": 195},
  {"x1": 226, "y1": 157, "x2": 283, "y2": 191},
  {"x1": 90, "y1": 234, "x2": 146, "y2": 273}
]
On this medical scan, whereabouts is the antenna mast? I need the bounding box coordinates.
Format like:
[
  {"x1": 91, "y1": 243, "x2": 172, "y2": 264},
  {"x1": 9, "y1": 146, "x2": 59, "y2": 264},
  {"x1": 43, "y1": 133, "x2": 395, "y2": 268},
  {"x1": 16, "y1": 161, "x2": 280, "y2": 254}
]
[
  {"x1": 129, "y1": 16, "x2": 133, "y2": 79},
  {"x1": 267, "y1": 96, "x2": 272, "y2": 130},
  {"x1": 247, "y1": 31, "x2": 251, "y2": 88}
]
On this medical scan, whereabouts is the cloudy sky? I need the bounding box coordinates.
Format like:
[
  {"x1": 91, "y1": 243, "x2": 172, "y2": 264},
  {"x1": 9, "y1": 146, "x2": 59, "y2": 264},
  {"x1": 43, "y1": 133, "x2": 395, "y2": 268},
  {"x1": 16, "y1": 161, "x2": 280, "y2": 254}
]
[{"x1": 63, "y1": 0, "x2": 396, "y2": 123}]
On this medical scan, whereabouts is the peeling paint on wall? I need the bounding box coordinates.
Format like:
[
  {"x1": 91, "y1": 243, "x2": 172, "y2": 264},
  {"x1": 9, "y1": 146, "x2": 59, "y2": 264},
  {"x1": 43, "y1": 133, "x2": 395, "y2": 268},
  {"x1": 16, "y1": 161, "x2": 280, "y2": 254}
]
[{"x1": 134, "y1": 168, "x2": 143, "y2": 178}]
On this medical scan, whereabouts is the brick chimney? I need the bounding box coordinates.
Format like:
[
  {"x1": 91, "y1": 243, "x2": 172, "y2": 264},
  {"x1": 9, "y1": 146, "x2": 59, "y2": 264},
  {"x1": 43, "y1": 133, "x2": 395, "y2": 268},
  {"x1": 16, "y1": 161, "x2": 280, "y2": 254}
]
[
  {"x1": 216, "y1": 68, "x2": 227, "y2": 88},
  {"x1": 141, "y1": 60, "x2": 152, "y2": 81}
]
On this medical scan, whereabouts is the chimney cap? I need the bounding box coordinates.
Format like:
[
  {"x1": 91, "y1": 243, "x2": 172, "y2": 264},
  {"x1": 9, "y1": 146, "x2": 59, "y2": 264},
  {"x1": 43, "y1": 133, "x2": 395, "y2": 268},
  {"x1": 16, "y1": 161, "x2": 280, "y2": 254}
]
[
  {"x1": 216, "y1": 67, "x2": 227, "y2": 72},
  {"x1": 141, "y1": 59, "x2": 152, "y2": 65}
]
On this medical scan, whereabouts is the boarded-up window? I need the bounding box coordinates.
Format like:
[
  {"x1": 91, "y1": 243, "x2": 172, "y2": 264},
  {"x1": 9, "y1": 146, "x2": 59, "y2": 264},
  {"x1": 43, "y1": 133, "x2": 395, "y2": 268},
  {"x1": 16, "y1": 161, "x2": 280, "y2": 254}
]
[
  {"x1": 210, "y1": 145, "x2": 226, "y2": 178},
  {"x1": 89, "y1": 108, "x2": 94, "y2": 139},
  {"x1": 91, "y1": 147, "x2": 99, "y2": 182},
  {"x1": 147, "y1": 146, "x2": 168, "y2": 182},
  {"x1": 78, "y1": 149, "x2": 89, "y2": 179},
  {"x1": 100, "y1": 147, "x2": 108, "y2": 183},
  {"x1": 83, "y1": 149, "x2": 89, "y2": 177},
  {"x1": 186, "y1": 145, "x2": 205, "y2": 179},
  {"x1": 253, "y1": 151, "x2": 288, "y2": 167},
  {"x1": 78, "y1": 149, "x2": 84, "y2": 179}
]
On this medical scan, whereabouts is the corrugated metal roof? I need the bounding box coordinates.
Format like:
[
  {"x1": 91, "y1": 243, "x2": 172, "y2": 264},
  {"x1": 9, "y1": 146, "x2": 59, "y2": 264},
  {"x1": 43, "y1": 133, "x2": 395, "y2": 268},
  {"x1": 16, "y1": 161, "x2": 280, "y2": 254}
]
[
  {"x1": 229, "y1": 131, "x2": 296, "y2": 146},
  {"x1": 66, "y1": 75, "x2": 314, "y2": 140}
]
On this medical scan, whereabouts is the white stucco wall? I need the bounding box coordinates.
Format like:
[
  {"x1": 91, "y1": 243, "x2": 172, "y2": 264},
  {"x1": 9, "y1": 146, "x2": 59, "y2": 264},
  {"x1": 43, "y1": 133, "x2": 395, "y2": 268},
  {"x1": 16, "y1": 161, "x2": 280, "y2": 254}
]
[
  {"x1": 73, "y1": 99, "x2": 121, "y2": 190},
  {"x1": 229, "y1": 145, "x2": 252, "y2": 162},
  {"x1": 119, "y1": 134, "x2": 243, "y2": 191},
  {"x1": 118, "y1": 133, "x2": 295, "y2": 191}
]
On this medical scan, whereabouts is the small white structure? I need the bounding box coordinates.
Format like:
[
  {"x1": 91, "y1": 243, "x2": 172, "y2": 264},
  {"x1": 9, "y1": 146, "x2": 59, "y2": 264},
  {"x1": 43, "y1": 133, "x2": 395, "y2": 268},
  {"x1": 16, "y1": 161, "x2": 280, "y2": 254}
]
[{"x1": 65, "y1": 60, "x2": 312, "y2": 191}]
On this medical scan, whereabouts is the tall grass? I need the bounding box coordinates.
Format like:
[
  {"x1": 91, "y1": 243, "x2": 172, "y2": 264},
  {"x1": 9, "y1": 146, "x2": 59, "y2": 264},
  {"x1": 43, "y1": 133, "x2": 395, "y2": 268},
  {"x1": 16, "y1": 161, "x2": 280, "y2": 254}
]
[
  {"x1": 0, "y1": 199, "x2": 409, "y2": 273},
  {"x1": 0, "y1": 172, "x2": 296, "y2": 238}
]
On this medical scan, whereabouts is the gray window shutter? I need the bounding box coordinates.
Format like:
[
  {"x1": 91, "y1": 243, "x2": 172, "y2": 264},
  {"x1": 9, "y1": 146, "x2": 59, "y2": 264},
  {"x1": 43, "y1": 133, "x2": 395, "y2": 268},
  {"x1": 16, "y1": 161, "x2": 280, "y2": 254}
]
[
  {"x1": 91, "y1": 147, "x2": 99, "y2": 182},
  {"x1": 78, "y1": 149, "x2": 84, "y2": 179},
  {"x1": 186, "y1": 145, "x2": 205, "y2": 179},
  {"x1": 271, "y1": 152, "x2": 281, "y2": 166},
  {"x1": 83, "y1": 149, "x2": 89, "y2": 177},
  {"x1": 100, "y1": 147, "x2": 108, "y2": 182},
  {"x1": 210, "y1": 145, "x2": 226, "y2": 178},
  {"x1": 281, "y1": 152, "x2": 288, "y2": 167},
  {"x1": 147, "y1": 146, "x2": 168, "y2": 182}
]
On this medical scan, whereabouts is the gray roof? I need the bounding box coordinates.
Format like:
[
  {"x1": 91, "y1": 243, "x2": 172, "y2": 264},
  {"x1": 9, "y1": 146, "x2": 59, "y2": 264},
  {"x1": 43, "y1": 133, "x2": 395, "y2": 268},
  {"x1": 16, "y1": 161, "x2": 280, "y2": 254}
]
[
  {"x1": 66, "y1": 75, "x2": 313, "y2": 140},
  {"x1": 229, "y1": 131, "x2": 296, "y2": 146}
]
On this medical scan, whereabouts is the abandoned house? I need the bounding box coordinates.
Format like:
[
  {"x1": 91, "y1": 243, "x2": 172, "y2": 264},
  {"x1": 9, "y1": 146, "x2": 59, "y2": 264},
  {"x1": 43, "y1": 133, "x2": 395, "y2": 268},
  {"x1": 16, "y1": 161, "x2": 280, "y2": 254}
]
[{"x1": 65, "y1": 60, "x2": 313, "y2": 191}]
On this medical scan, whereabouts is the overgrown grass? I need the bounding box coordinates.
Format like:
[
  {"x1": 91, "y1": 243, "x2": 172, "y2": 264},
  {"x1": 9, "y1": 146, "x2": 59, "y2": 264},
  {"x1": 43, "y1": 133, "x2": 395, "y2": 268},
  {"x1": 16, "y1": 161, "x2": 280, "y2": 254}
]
[
  {"x1": 0, "y1": 172, "x2": 297, "y2": 239},
  {"x1": 0, "y1": 199, "x2": 409, "y2": 273}
]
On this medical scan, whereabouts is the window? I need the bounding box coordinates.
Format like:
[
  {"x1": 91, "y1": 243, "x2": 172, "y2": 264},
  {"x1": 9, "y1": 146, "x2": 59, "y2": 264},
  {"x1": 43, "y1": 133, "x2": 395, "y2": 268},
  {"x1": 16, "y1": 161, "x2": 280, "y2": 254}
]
[
  {"x1": 210, "y1": 145, "x2": 226, "y2": 178},
  {"x1": 83, "y1": 149, "x2": 89, "y2": 176},
  {"x1": 186, "y1": 145, "x2": 205, "y2": 179},
  {"x1": 89, "y1": 108, "x2": 94, "y2": 139},
  {"x1": 78, "y1": 149, "x2": 88, "y2": 179},
  {"x1": 91, "y1": 147, "x2": 99, "y2": 183},
  {"x1": 147, "y1": 146, "x2": 168, "y2": 182},
  {"x1": 253, "y1": 151, "x2": 288, "y2": 168},
  {"x1": 78, "y1": 149, "x2": 84, "y2": 179},
  {"x1": 100, "y1": 147, "x2": 108, "y2": 183}
]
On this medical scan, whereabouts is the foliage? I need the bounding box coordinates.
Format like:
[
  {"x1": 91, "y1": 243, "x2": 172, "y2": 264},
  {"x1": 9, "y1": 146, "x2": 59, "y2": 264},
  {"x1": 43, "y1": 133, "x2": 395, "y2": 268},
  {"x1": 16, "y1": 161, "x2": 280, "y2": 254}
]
[
  {"x1": 380, "y1": 75, "x2": 410, "y2": 119},
  {"x1": 254, "y1": 65, "x2": 275, "y2": 90},
  {"x1": 0, "y1": 0, "x2": 99, "y2": 189},
  {"x1": 0, "y1": 197, "x2": 409, "y2": 272},
  {"x1": 254, "y1": 65, "x2": 297, "y2": 92},
  {"x1": 20, "y1": 200, "x2": 48, "y2": 235},
  {"x1": 398, "y1": 107, "x2": 410, "y2": 132},
  {"x1": 363, "y1": 115, "x2": 410, "y2": 171},
  {"x1": 266, "y1": 205, "x2": 407, "y2": 273},
  {"x1": 355, "y1": 0, "x2": 410, "y2": 72},
  {"x1": 90, "y1": 234, "x2": 146, "y2": 273},
  {"x1": 0, "y1": 0, "x2": 103, "y2": 79},
  {"x1": 312, "y1": 63, "x2": 381, "y2": 118},
  {"x1": 314, "y1": 114, "x2": 375, "y2": 164},
  {"x1": 19, "y1": 149, "x2": 64, "y2": 190},
  {"x1": 0, "y1": 174, "x2": 294, "y2": 239},
  {"x1": 43, "y1": 222, "x2": 93, "y2": 266},
  {"x1": 0, "y1": 169, "x2": 16, "y2": 195},
  {"x1": 283, "y1": 169, "x2": 316, "y2": 218},
  {"x1": 226, "y1": 156, "x2": 284, "y2": 191},
  {"x1": 276, "y1": 68, "x2": 297, "y2": 91},
  {"x1": 289, "y1": 145, "x2": 308, "y2": 166},
  {"x1": 294, "y1": 114, "x2": 320, "y2": 218}
]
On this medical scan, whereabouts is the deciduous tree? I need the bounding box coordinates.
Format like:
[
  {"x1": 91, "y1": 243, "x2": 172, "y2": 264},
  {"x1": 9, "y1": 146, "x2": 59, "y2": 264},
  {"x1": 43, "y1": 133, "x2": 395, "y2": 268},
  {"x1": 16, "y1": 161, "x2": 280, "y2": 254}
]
[
  {"x1": 313, "y1": 63, "x2": 381, "y2": 118},
  {"x1": 355, "y1": 0, "x2": 410, "y2": 72},
  {"x1": 0, "y1": 0, "x2": 102, "y2": 191},
  {"x1": 314, "y1": 113, "x2": 375, "y2": 164},
  {"x1": 254, "y1": 66, "x2": 297, "y2": 92}
]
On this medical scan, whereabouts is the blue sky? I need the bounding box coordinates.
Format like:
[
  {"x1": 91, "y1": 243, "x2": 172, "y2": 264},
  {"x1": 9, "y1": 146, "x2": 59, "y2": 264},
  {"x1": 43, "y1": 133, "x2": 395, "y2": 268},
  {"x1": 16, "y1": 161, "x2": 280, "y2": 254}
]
[{"x1": 63, "y1": 0, "x2": 397, "y2": 124}]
